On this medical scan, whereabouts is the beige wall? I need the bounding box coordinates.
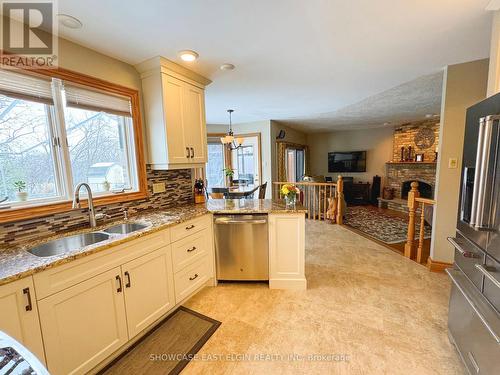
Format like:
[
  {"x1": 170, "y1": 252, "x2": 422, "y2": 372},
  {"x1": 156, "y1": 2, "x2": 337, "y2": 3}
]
[
  {"x1": 207, "y1": 121, "x2": 273, "y2": 196},
  {"x1": 307, "y1": 127, "x2": 393, "y2": 183},
  {"x1": 487, "y1": 10, "x2": 500, "y2": 97},
  {"x1": 431, "y1": 59, "x2": 489, "y2": 264}
]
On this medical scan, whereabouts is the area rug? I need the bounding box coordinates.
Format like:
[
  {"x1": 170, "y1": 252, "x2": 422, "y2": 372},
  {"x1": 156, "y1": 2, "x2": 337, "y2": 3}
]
[
  {"x1": 100, "y1": 306, "x2": 221, "y2": 375},
  {"x1": 344, "y1": 206, "x2": 432, "y2": 244}
]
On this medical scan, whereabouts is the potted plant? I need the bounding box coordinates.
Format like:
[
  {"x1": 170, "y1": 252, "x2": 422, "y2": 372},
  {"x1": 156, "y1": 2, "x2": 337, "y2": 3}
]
[
  {"x1": 224, "y1": 167, "x2": 234, "y2": 187},
  {"x1": 14, "y1": 180, "x2": 28, "y2": 201},
  {"x1": 280, "y1": 184, "x2": 300, "y2": 208}
]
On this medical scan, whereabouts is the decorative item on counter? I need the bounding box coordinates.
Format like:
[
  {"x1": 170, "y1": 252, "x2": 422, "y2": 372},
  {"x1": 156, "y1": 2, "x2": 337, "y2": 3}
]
[
  {"x1": 400, "y1": 146, "x2": 405, "y2": 162},
  {"x1": 224, "y1": 167, "x2": 234, "y2": 187},
  {"x1": 383, "y1": 187, "x2": 394, "y2": 200},
  {"x1": 194, "y1": 179, "x2": 206, "y2": 204},
  {"x1": 415, "y1": 153, "x2": 424, "y2": 162},
  {"x1": 13, "y1": 180, "x2": 28, "y2": 201},
  {"x1": 434, "y1": 146, "x2": 438, "y2": 162},
  {"x1": 280, "y1": 183, "x2": 300, "y2": 208},
  {"x1": 102, "y1": 179, "x2": 111, "y2": 191}
]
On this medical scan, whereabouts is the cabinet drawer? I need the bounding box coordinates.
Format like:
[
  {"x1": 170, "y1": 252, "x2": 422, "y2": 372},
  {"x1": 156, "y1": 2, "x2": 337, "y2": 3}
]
[
  {"x1": 449, "y1": 234, "x2": 485, "y2": 291},
  {"x1": 34, "y1": 230, "x2": 170, "y2": 300},
  {"x1": 171, "y1": 228, "x2": 209, "y2": 272},
  {"x1": 171, "y1": 215, "x2": 210, "y2": 243},
  {"x1": 174, "y1": 257, "x2": 209, "y2": 303}
]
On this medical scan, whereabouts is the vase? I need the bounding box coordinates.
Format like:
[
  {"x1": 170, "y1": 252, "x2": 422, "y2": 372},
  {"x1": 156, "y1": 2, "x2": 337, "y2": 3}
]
[
  {"x1": 16, "y1": 191, "x2": 28, "y2": 201},
  {"x1": 285, "y1": 195, "x2": 296, "y2": 208}
]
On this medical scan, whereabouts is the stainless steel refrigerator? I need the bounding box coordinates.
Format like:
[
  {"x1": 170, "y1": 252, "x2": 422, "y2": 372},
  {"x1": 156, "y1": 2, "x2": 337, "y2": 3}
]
[{"x1": 447, "y1": 92, "x2": 500, "y2": 374}]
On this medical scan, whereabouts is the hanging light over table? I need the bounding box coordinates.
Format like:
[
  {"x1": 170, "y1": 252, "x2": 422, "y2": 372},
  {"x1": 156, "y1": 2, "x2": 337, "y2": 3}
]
[{"x1": 220, "y1": 109, "x2": 243, "y2": 150}]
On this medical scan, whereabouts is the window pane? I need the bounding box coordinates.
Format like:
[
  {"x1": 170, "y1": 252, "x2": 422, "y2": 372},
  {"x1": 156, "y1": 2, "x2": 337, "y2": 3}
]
[
  {"x1": 235, "y1": 145, "x2": 255, "y2": 184},
  {"x1": 206, "y1": 143, "x2": 225, "y2": 187},
  {"x1": 0, "y1": 95, "x2": 60, "y2": 204},
  {"x1": 64, "y1": 107, "x2": 137, "y2": 193}
]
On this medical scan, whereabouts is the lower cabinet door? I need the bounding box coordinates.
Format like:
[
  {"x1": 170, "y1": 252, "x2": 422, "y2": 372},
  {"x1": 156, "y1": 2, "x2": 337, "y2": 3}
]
[
  {"x1": 122, "y1": 246, "x2": 175, "y2": 338},
  {"x1": 0, "y1": 277, "x2": 46, "y2": 364},
  {"x1": 38, "y1": 267, "x2": 128, "y2": 375}
]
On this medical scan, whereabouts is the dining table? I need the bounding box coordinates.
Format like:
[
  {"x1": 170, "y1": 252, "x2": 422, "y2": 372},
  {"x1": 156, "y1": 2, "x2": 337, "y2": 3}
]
[{"x1": 209, "y1": 184, "x2": 258, "y2": 199}]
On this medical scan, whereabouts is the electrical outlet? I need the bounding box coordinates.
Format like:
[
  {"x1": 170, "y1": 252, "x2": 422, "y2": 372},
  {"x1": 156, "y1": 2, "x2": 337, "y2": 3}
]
[
  {"x1": 448, "y1": 158, "x2": 458, "y2": 169},
  {"x1": 152, "y1": 182, "x2": 166, "y2": 194}
]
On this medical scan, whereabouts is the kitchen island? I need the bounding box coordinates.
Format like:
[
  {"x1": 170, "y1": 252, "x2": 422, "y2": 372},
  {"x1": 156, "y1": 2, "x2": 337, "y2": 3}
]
[{"x1": 207, "y1": 199, "x2": 308, "y2": 290}]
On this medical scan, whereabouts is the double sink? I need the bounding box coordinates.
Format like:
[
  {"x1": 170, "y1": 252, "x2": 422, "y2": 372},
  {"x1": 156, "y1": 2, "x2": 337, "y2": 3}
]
[{"x1": 28, "y1": 222, "x2": 148, "y2": 258}]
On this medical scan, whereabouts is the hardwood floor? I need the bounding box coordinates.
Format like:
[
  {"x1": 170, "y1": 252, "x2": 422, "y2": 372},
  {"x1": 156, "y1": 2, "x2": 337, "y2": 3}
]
[{"x1": 344, "y1": 204, "x2": 432, "y2": 265}]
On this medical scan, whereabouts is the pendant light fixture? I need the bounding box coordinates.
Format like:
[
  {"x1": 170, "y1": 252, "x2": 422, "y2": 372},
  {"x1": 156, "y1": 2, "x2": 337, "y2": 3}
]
[{"x1": 220, "y1": 109, "x2": 243, "y2": 150}]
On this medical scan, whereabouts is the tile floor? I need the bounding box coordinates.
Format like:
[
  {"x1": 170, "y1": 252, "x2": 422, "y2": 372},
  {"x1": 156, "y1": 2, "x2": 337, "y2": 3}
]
[{"x1": 183, "y1": 221, "x2": 464, "y2": 374}]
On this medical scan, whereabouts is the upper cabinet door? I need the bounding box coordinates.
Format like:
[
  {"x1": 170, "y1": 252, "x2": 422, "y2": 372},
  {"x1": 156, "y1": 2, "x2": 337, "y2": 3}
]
[
  {"x1": 0, "y1": 277, "x2": 46, "y2": 364},
  {"x1": 162, "y1": 74, "x2": 189, "y2": 165},
  {"x1": 121, "y1": 246, "x2": 175, "y2": 339},
  {"x1": 183, "y1": 84, "x2": 207, "y2": 163}
]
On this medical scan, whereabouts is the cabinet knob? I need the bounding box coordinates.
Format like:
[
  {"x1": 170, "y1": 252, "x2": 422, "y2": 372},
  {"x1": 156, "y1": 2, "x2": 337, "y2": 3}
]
[
  {"x1": 189, "y1": 273, "x2": 199, "y2": 281},
  {"x1": 187, "y1": 246, "x2": 196, "y2": 252},
  {"x1": 116, "y1": 275, "x2": 123, "y2": 293},
  {"x1": 186, "y1": 147, "x2": 190, "y2": 158}
]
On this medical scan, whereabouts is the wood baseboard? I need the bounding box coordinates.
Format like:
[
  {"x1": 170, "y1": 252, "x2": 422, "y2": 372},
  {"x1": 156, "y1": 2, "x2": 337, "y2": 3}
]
[{"x1": 426, "y1": 257, "x2": 453, "y2": 273}]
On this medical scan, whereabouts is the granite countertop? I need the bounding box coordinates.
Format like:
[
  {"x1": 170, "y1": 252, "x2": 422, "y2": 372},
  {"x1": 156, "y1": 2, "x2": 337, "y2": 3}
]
[
  {"x1": 206, "y1": 199, "x2": 307, "y2": 214},
  {"x1": 0, "y1": 199, "x2": 305, "y2": 286}
]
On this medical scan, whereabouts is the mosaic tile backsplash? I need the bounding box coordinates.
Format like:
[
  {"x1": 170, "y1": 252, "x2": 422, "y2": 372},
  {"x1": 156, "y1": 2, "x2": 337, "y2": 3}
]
[{"x1": 0, "y1": 167, "x2": 193, "y2": 245}]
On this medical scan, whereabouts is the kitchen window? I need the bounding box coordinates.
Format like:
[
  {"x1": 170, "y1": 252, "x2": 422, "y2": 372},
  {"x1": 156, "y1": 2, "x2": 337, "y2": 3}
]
[{"x1": 0, "y1": 68, "x2": 146, "y2": 221}]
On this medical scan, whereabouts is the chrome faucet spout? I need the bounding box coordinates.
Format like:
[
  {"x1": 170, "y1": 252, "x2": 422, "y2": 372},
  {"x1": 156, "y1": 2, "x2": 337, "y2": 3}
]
[{"x1": 73, "y1": 183, "x2": 97, "y2": 227}]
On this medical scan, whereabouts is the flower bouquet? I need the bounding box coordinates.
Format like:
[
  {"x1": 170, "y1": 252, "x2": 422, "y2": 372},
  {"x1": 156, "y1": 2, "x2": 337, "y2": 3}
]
[{"x1": 280, "y1": 184, "x2": 300, "y2": 208}]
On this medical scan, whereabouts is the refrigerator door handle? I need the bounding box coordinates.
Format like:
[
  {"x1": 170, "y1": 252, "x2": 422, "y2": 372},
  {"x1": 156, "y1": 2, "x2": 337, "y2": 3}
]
[
  {"x1": 471, "y1": 115, "x2": 499, "y2": 230},
  {"x1": 470, "y1": 117, "x2": 486, "y2": 226}
]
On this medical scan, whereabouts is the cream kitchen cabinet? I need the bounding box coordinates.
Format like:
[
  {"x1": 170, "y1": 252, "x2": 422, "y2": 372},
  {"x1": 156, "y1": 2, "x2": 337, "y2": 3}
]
[
  {"x1": 121, "y1": 246, "x2": 175, "y2": 339},
  {"x1": 136, "y1": 56, "x2": 211, "y2": 170},
  {"x1": 268, "y1": 213, "x2": 307, "y2": 290},
  {"x1": 38, "y1": 267, "x2": 128, "y2": 375},
  {"x1": 0, "y1": 277, "x2": 45, "y2": 364}
]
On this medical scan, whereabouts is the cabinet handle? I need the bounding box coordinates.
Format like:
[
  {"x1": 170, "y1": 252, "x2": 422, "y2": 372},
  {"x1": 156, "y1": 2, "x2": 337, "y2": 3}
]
[
  {"x1": 124, "y1": 271, "x2": 131, "y2": 288},
  {"x1": 190, "y1": 147, "x2": 195, "y2": 158},
  {"x1": 23, "y1": 287, "x2": 32, "y2": 312},
  {"x1": 186, "y1": 147, "x2": 190, "y2": 158},
  {"x1": 116, "y1": 275, "x2": 122, "y2": 293},
  {"x1": 185, "y1": 224, "x2": 195, "y2": 230},
  {"x1": 189, "y1": 273, "x2": 199, "y2": 281},
  {"x1": 187, "y1": 246, "x2": 197, "y2": 252}
]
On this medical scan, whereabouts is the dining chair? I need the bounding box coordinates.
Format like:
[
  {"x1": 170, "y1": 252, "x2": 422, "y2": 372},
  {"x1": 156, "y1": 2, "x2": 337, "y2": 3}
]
[{"x1": 258, "y1": 182, "x2": 267, "y2": 199}]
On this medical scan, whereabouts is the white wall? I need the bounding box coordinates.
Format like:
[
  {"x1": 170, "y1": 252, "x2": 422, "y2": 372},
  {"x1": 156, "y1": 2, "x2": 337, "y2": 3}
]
[
  {"x1": 431, "y1": 59, "x2": 489, "y2": 264},
  {"x1": 207, "y1": 121, "x2": 273, "y2": 196},
  {"x1": 307, "y1": 127, "x2": 394, "y2": 183}
]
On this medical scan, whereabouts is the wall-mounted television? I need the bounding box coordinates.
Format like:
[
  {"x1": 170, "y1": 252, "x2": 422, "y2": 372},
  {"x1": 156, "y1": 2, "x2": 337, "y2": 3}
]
[{"x1": 328, "y1": 151, "x2": 366, "y2": 173}]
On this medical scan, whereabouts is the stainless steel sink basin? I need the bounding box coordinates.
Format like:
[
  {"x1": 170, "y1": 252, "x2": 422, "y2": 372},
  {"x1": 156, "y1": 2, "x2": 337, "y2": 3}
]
[
  {"x1": 28, "y1": 232, "x2": 110, "y2": 257},
  {"x1": 103, "y1": 222, "x2": 148, "y2": 235}
]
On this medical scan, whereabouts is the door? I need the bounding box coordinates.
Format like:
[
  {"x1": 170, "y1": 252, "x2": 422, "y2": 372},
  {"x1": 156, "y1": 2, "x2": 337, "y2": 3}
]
[
  {"x1": 38, "y1": 267, "x2": 128, "y2": 375},
  {"x1": 285, "y1": 148, "x2": 305, "y2": 182},
  {"x1": 206, "y1": 138, "x2": 226, "y2": 188},
  {"x1": 231, "y1": 135, "x2": 261, "y2": 186},
  {"x1": 0, "y1": 277, "x2": 45, "y2": 364},
  {"x1": 121, "y1": 247, "x2": 175, "y2": 339},
  {"x1": 162, "y1": 74, "x2": 189, "y2": 164},
  {"x1": 183, "y1": 83, "x2": 207, "y2": 163}
]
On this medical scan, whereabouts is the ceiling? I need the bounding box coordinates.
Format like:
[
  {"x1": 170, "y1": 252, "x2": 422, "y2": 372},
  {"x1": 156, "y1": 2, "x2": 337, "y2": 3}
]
[{"x1": 58, "y1": 0, "x2": 492, "y2": 131}]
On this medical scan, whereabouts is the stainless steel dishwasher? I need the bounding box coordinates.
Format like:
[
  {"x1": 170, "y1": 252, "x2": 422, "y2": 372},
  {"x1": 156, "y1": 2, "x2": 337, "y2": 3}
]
[{"x1": 214, "y1": 214, "x2": 269, "y2": 281}]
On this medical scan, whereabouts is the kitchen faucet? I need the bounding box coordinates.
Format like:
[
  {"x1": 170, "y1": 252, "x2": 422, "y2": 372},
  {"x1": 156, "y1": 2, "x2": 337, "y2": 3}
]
[{"x1": 72, "y1": 183, "x2": 108, "y2": 228}]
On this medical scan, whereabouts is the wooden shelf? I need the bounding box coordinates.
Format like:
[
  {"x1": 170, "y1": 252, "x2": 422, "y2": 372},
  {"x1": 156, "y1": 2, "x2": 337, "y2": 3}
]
[{"x1": 386, "y1": 161, "x2": 437, "y2": 165}]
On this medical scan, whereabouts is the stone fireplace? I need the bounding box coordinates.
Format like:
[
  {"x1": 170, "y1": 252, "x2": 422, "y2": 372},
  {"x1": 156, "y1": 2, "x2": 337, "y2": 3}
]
[{"x1": 377, "y1": 119, "x2": 439, "y2": 212}]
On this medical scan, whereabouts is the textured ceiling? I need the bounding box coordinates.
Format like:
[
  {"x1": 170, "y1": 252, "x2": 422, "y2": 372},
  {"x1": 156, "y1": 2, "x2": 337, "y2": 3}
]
[
  {"x1": 56, "y1": 0, "x2": 492, "y2": 130},
  {"x1": 279, "y1": 71, "x2": 444, "y2": 132}
]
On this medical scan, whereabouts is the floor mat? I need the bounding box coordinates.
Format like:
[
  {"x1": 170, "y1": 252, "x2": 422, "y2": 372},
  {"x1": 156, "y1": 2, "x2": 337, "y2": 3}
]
[
  {"x1": 344, "y1": 206, "x2": 432, "y2": 244},
  {"x1": 100, "y1": 306, "x2": 221, "y2": 375}
]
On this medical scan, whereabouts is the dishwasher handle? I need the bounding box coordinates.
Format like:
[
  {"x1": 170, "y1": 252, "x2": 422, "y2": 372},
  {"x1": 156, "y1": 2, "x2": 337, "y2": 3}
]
[{"x1": 215, "y1": 217, "x2": 267, "y2": 225}]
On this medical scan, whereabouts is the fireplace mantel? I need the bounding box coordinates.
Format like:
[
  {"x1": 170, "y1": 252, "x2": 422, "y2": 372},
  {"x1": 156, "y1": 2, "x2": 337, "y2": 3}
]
[{"x1": 386, "y1": 161, "x2": 437, "y2": 165}]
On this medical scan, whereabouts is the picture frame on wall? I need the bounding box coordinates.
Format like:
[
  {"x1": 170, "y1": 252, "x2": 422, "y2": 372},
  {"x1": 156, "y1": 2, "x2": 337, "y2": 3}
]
[{"x1": 415, "y1": 154, "x2": 424, "y2": 162}]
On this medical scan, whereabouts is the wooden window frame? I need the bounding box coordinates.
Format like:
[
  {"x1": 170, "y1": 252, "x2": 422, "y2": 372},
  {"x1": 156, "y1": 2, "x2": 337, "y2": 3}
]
[{"x1": 0, "y1": 67, "x2": 147, "y2": 224}]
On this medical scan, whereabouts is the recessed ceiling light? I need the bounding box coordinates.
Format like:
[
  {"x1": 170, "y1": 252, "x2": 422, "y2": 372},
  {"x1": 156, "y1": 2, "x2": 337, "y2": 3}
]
[
  {"x1": 220, "y1": 63, "x2": 235, "y2": 71},
  {"x1": 57, "y1": 14, "x2": 83, "y2": 29},
  {"x1": 178, "y1": 50, "x2": 199, "y2": 62}
]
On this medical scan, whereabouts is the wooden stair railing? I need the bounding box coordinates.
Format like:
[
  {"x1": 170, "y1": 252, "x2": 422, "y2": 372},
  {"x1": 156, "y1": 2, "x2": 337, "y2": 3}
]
[
  {"x1": 404, "y1": 181, "x2": 436, "y2": 263},
  {"x1": 272, "y1": 176, "x2": 344, "y2": 223}
]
